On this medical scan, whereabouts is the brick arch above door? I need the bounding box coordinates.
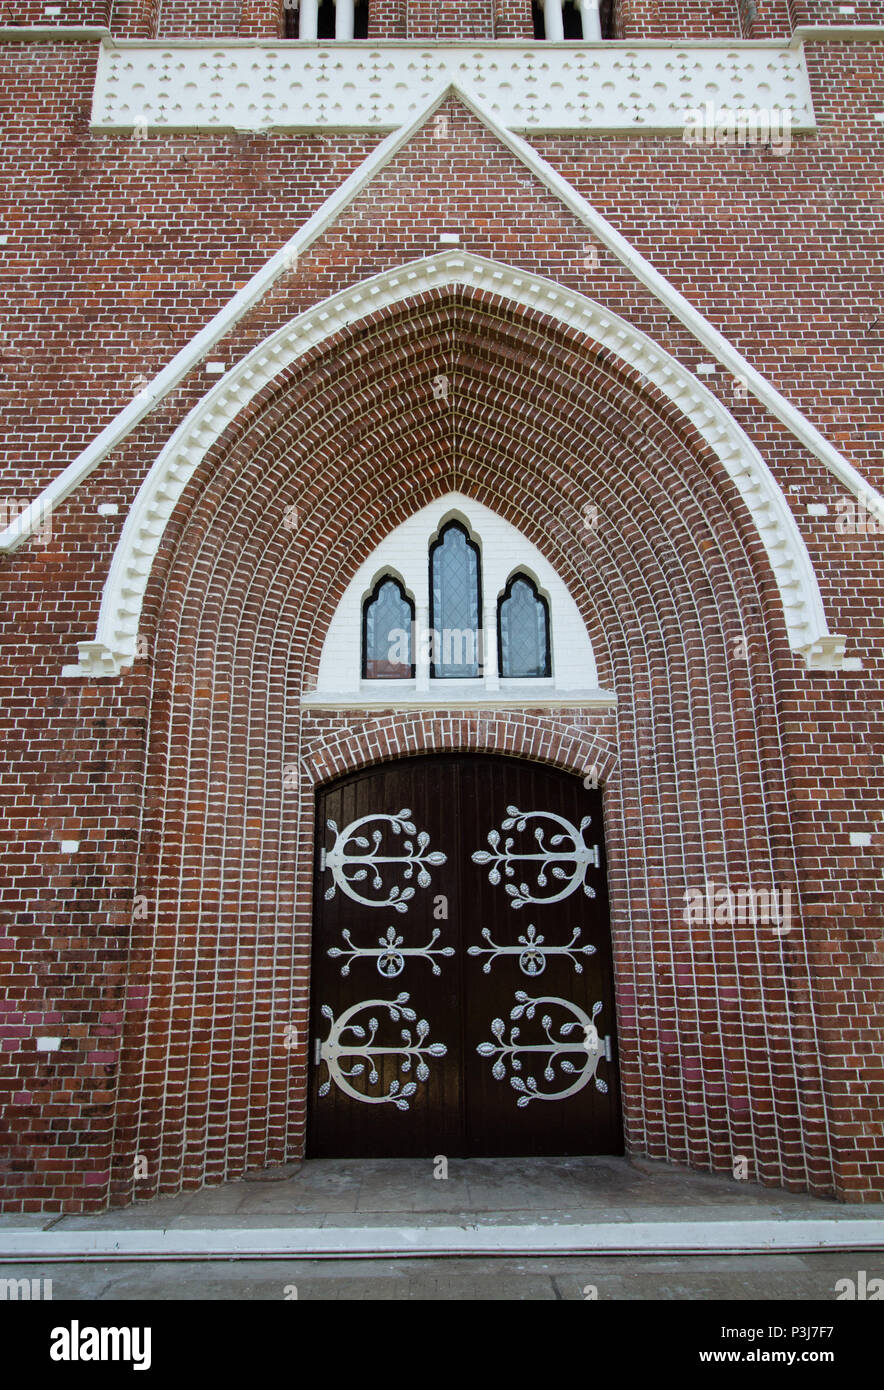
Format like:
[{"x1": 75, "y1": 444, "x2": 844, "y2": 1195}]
[{"x1": 301, "y1": 711, "x2": 620, "y2": 792}]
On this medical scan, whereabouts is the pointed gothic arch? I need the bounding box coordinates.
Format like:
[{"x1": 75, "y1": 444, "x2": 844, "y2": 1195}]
[{"x1": 58, "y1": 254, "x2": 838, "y2": 680}]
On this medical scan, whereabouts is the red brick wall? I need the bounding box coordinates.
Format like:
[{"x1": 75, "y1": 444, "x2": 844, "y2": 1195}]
[
  {"x1": 0, "y1": 38, "x2": 882, "y2": 1209},
  {"x1": 618, "y1": 0, "x2": 741, "y2": 39},
  {"x1": 157, "y1": 0, "x2": 238, "y2": 37},
  {"x1": 407, "y1": 0, "x2": 495, "y2": 39},
  {"x1": 367, "y1": 0, "x2": 406, "y2": 37},
  {"x1": 738, "y1": 0, "x2": 793, "y2": 38},
  {"x1": 0, "y1": 1, "x2": 110, "y2": 24},
  {"x1": 111, "y1": 0, "x2": 159, "y2": 39},
  {"x1": 18, "y1": 0, "x2": 884, "y2": 39},
  {"x1": 495, "y1": 0, "x2": 534, "y2": 39},
  {"x1": 792, "y1": 1, "x2": 884, "y2": 22},
  {"x1": 238, "y1": 0, "x2": 284, "y2": 38},
  {"x1": 0, "y1": 0, "x2": 826, "y2": 38}
]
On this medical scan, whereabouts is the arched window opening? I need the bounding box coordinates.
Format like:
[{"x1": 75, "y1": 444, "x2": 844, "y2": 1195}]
[
  {"x1": 429, "y1": 521, "x2": 482, "y2": 679},
  {"x1": 562, "y1": 0, "x2": 583, "y2": 40},
  {"x1": 317, "y1": 0, "x2": 336, "y2": 37},
  {"x1": 362, "y1": 576, "x2": 414, "y2": 679},
  {"x1": 284, "y1": 0, "x2": 369, "y2": 40},
  {"x1": 532, "y1": 0, "x2": 614, "y2": 40},
  {"x1": 498, "y1": 573, "x2": 551, "y2": 679},
  {"x1": 310, "y1": 494, "x2": 604, "y2": 707}
]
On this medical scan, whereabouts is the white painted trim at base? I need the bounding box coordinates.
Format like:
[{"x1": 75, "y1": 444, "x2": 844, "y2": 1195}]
[{"x1": 1, "y1": 1219, "x2": 883, "y2": 1261}]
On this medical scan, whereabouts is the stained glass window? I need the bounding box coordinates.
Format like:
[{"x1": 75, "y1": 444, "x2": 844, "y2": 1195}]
[
  {"x1": 429, "y1": 522, "x2": 482, "y2": 679},
  {"x1": 498, "y1": 574, "x2": 551, "y2": 679},
  {"x1": 362, "y1": 577, "x2": 414, "y2": 679}
]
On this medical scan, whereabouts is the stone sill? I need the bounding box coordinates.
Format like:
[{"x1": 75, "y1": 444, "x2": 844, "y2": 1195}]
[
  {"x1": 790, "y1": 25, "x2": 884, "y2": 46},
  {"x1": 0, "y1": 26, "x2": 110, "y2": 40},
  {"x1": 95, "y1": 37, "x2": 802, "y2": 50},
  {"x1": 301, "y1": 688, "x2": 617, "y2": 710}
]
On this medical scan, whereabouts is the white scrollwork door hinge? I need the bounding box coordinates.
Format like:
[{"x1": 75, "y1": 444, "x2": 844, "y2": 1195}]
[
  {"x1": 468, "y1": 922, "x2": 597, "y2": 976},
  {"x1": 322, "y1": 809, "x2": 447, "y2": 911},
  {"x1": 317, "y1": 993, "x2": 447, "y2": 1109},
  {"x1": 477, "y1": 992, "x2": 609, "y2": 1106},
  {"x1": 472, "y1": 806, "x2": 600, "y2": 908}
]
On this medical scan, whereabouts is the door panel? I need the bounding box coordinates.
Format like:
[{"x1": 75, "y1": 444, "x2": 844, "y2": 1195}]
[
  {"x1": 459, "y1": 757, "x2": 620, "y2": 1156},
  {"x1": 307, "y1": 754, "x2": 622, "y2": 1159},
  {"x1": 308, "y1": 758, "x2": 462, "y2": 1158}
]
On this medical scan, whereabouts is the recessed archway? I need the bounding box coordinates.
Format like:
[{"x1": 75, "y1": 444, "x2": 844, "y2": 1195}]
[{"x1": 108, "y1": 284, "x2": 836, "y2": 1207}]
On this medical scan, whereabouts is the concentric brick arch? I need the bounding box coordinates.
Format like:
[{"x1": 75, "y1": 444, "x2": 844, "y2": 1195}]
[
  {"x1": 109, "y1": 286, "x2": 836, "y2": 1207},
  {"x1": 301, "y1": 716, "x2": 620, "y2": 792},
  {"x1": 78, "y1": 253, "x2": 833, "y2": 679}
]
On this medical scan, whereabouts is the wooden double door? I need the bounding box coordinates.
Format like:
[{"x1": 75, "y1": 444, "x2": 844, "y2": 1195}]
[{"x1": 307, "y1": 754, "x2": 622, "y2": 1158}]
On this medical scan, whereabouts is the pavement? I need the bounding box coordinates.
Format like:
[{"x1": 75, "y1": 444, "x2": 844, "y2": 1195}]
[
  {"x1": 3, "y1": 1251, "x2": 878, "y2": 1300},
  {"x1": 2, "y1": 1156, "x2": 882, "y2": 1300}
]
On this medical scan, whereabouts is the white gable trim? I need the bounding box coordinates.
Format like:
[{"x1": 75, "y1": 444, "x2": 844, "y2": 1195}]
[
  {"x1": 0, "y1": 93, "x2": 442, "y2": 557},
  {"x1": 56, "y1": 250, "x2": 838, "y2": 678},
  {"x1": 1, "y1": 81, "x2": 880, "y2": 565}
]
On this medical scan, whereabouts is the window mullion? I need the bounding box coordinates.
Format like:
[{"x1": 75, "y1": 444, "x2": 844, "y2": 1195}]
[
  {"x1": 299, "y1": 0, "x2": 319, "y2": 39},
  {"x1": 483, "y1": 599, "x2": 499, "y2": 693},
  {"x1": 335, "y1": 0, "x2": 355, "y2": 40},
  {"x1": 543, "y1": 0, "x2": 565, "y2": 41},
  {"x1": 578, "y1": 0, "x2": 602, "y2": 41},
  {"x1": 416, "y1": 602, "x2": 430, "y2": 691}
]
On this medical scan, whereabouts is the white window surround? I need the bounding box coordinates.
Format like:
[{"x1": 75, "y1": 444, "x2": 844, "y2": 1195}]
[{"x1": 304, "y1": 494, "x2": 615, "y2": 710}]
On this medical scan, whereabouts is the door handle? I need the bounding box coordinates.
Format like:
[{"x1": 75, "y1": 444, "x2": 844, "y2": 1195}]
[
  {"x1": 603, "y1": 1034, "x2": 613, "y2": 1063},
  {"x1": 314, "y1": 1037, "x2": 322, "y2": 1065}
]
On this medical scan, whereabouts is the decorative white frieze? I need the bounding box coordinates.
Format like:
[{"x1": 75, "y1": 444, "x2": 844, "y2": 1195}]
[{"x1": 91, "y1": 40, "x2": 816, "y2": 134}]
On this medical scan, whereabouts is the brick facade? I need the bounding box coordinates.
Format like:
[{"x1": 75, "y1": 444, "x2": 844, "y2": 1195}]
[{"x1": 0, "y1": 6, "x2": 882, "y2": 1211}]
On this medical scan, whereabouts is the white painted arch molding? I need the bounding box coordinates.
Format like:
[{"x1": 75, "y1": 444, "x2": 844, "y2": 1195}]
[{"x1": 64, "y1": 252, "x2": 837, "y2": 679}]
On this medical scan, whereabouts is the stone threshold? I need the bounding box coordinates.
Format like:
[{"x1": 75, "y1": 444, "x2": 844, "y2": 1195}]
[{"x1": 3, "y1": 1218, "x2": 884, "y2": 1262}]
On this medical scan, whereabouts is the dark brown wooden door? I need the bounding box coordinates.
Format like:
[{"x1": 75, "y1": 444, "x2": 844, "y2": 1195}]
[{"x1": 307, "y1": 754, "x2": 622, "y2": 1158}]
